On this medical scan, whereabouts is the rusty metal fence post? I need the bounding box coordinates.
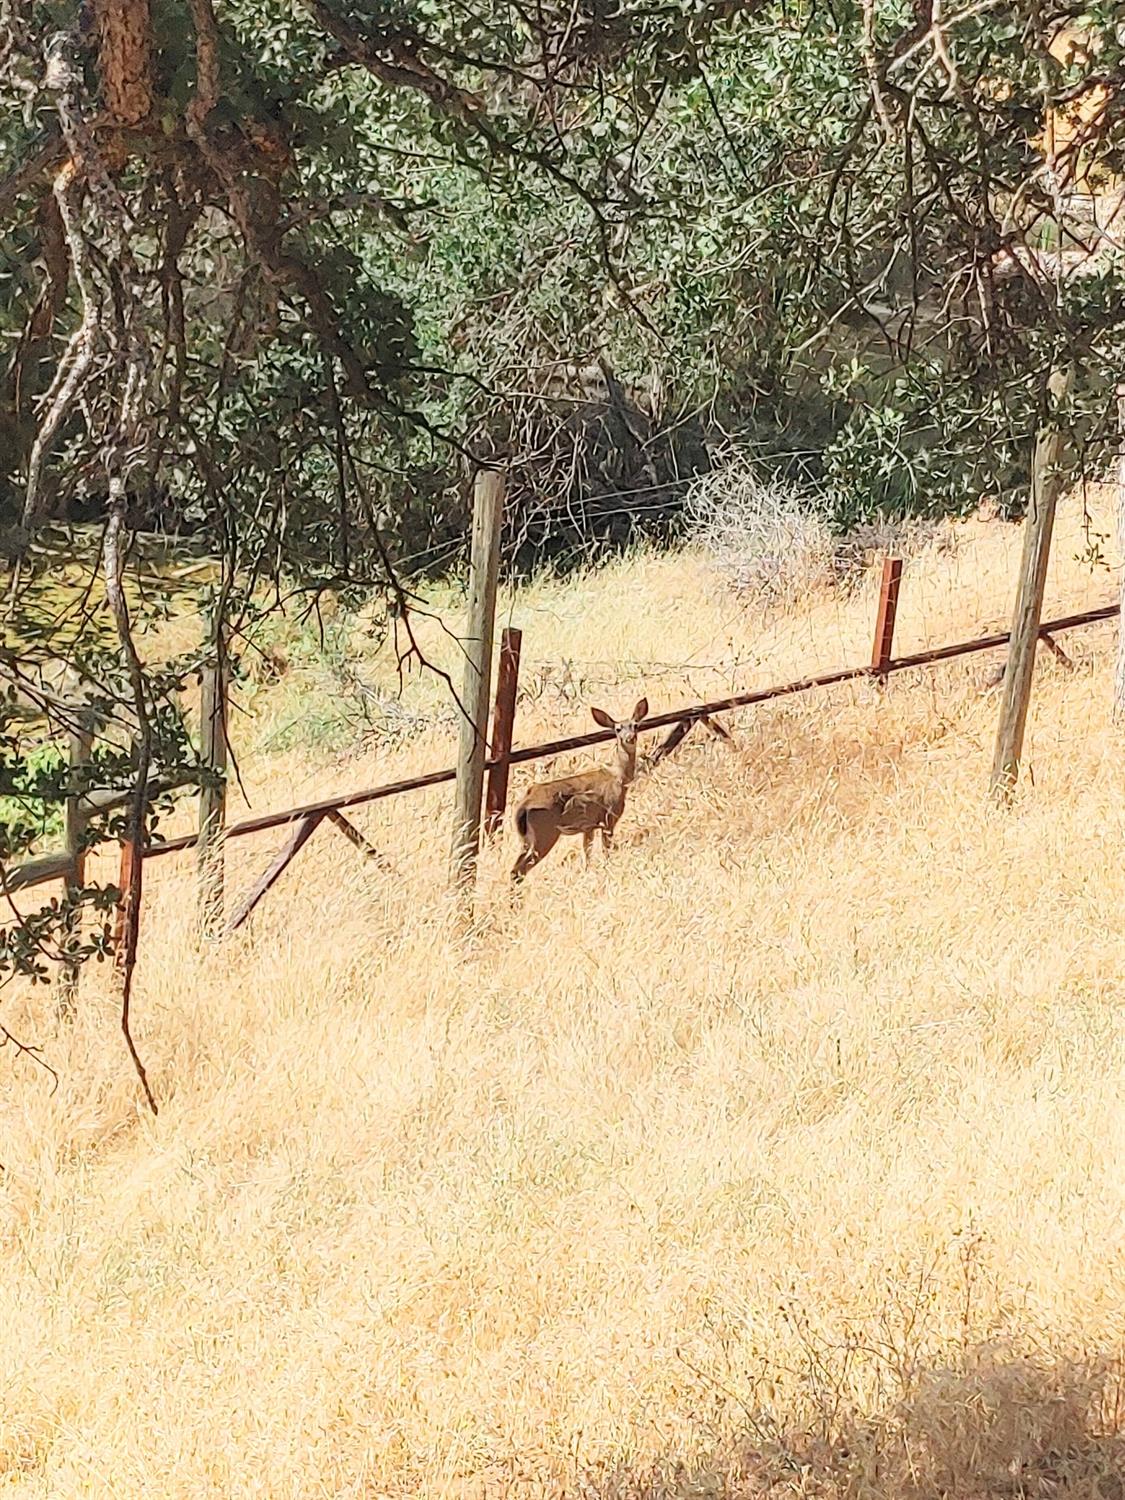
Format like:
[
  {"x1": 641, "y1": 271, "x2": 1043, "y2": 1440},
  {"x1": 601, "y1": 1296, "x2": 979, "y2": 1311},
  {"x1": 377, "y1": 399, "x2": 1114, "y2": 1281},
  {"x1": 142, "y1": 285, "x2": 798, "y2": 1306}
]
[
  {"x1": 872, "y1": 556, "x2": 904, "y2": 684},
  {"x1": 113, "y1": 833, "x2": 144, "y2": 977},
  {"x1": 485, "y1": 625, "x2": 522, "y2": 836}
]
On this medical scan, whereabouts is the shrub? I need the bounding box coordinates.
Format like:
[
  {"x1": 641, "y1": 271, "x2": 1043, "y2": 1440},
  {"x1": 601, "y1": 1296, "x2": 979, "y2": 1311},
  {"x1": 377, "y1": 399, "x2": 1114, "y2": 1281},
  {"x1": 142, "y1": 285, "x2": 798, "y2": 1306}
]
[
  {"x1": 686, "y1": 454, "x2": 954, "y2": 604},
  {"x1": 684, "y1": 456, "x2": 836, "y2": 607}
]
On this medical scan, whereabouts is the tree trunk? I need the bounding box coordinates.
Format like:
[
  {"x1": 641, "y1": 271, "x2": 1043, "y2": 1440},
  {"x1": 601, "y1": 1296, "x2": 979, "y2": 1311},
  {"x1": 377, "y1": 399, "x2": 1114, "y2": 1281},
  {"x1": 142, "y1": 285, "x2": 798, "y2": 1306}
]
[{"x1": 93, "y1": 0, "x2": 155, "y2": 127}]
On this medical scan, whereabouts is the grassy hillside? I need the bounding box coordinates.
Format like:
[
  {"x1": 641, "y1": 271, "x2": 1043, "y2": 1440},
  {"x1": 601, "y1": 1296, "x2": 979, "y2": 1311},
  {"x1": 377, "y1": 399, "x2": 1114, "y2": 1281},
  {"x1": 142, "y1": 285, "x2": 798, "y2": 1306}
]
[{"x1": 1, "y1": 493, "x2": 1123, "y2": 1497}]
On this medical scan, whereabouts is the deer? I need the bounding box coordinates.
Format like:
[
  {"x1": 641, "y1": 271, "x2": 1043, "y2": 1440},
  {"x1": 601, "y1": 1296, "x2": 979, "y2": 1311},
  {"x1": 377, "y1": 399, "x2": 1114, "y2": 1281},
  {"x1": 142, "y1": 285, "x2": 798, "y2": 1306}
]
[{"x1": 511, "y1": 697, "x2": 648, "y2": 881}]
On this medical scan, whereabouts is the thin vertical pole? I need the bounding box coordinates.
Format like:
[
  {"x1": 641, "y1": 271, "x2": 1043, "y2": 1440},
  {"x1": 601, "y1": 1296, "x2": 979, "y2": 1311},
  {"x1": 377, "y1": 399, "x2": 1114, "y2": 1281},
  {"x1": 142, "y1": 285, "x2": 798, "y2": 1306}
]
[
  {"x1": 991, "y1": 364, "x2": 1072, "y2": 797},
  {"x1": 64, "y1": 726, "x2": 94, "y2": 885},
  {"x1": 485, "y1": 625, "x2": 522, "y2": 835},
  {"x1": 871, "y1": 556, "x2": 904, "y2": 684},
  {"x1": 58, "y1": 722, "x2": 93, "y2": 1013},
  {"x1": 197, "y1": 630, "x2": 228, "y2": 938},
  {"x1": 451, "y1": 470, "x2": 505, "y2": 907}
]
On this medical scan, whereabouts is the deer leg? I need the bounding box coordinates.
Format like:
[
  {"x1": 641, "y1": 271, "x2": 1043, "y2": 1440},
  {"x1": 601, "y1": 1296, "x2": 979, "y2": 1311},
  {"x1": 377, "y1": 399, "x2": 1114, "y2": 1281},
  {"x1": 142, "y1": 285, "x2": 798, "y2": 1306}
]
[
  {"x1": 511, "y1": 812, "x2": 560, "y2": 881},
  {"x1": 582, "y1": 830, "x2": 596, "y2": 867}
]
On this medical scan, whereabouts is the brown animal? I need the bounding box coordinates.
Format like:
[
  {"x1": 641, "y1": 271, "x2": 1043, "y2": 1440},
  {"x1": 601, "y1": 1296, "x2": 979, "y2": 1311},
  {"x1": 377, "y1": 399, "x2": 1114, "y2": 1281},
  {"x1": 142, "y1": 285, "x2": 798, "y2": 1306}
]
[{"x1": 511, "y1": 697, "x2": 649, "y2": 881}]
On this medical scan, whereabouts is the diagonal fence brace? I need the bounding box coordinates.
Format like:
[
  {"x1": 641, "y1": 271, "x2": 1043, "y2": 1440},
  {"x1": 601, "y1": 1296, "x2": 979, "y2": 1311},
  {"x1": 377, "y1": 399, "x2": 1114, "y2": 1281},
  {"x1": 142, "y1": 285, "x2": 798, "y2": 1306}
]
[
  {"x1": 326, "y1": 808, "x2": 396, "y2": 872},
  {"x1": 226, "y1": 811, "x2": 325, "y2": 934}
]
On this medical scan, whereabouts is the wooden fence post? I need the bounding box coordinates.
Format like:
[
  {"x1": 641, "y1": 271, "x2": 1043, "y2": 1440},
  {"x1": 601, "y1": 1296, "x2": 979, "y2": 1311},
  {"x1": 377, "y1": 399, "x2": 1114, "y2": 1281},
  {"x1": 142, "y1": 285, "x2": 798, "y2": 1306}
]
[
  {"x1": 991, "y1": 363, "x2": 1072, "y2": 798},
  {"x1": 450, "y1": 470, "x2": 505, "y2": 908},
  {"x1": 871, "y1": 555, "x2": 903, "y2": 685},
  {"x1": 485, "y1": 625, "x2": 522, "y2": 836},
  {"x1": 58, "y1": 722, "x2": 93, "y2": 1014},
  {"x1": 197, "y1": 635, "x2": 228, "y2": 939}
]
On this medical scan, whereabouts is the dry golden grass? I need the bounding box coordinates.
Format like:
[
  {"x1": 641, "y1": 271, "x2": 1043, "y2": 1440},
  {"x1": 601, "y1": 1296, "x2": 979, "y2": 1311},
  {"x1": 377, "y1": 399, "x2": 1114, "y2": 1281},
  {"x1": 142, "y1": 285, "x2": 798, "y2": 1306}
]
[{"x1": 1, "y1": 493, "x2": 1124, "y2": 1497}]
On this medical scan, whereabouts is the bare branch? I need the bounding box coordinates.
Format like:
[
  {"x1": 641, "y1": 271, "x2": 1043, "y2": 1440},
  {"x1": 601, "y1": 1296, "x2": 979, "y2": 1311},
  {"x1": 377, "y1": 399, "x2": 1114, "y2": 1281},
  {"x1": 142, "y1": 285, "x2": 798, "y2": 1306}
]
[
  {"x1": 0, "y1": 133, "x2": 66, "y2": 216},
  {"x1": 0, "y1": 1023, "x2": 59, "y2": 1093},
  {"x1": 21, "y1": 160, "x2": 100, "y2": 531}
]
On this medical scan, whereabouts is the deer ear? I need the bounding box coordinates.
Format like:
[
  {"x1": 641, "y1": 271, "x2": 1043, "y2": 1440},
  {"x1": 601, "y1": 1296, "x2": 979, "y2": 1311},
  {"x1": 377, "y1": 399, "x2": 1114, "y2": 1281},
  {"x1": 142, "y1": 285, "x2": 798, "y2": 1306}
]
[
  {"x1": 591, "y1": 707, "x2": 614, "y2": 729},
  {"x1": 633, "y1": 697, "x2": 649, "y2": 722}
]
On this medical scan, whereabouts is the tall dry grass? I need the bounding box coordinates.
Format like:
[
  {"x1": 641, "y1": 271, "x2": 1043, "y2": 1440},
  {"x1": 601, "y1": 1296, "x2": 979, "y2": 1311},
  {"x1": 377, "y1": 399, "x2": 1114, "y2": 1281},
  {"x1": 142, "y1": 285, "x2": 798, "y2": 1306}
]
[{"x1": 1, "y1": 493, "x2": 1123, "y2": 1497}]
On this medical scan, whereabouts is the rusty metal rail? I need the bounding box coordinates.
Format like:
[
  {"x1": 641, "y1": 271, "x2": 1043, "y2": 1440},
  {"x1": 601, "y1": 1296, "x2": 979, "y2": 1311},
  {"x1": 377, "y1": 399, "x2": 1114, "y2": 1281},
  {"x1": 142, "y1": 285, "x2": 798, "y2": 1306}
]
[{"x1": 4, "y1": 599, "x2": 1118, "y2": 893}]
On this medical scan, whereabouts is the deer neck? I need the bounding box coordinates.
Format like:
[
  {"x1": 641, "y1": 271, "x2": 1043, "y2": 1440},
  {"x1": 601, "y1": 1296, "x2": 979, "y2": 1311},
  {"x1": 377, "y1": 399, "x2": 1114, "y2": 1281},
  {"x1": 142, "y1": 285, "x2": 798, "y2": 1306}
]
[{"x1": 613, "y1": 736, "x2": 637, "y2": 788}]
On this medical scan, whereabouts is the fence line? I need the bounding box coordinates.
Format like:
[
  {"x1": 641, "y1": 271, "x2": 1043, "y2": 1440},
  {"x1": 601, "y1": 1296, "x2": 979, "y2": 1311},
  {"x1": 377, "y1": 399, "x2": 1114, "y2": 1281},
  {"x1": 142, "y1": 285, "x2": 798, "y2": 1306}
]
[
  {"x1": 145, "y1": 598, "x2": 1118, "y2": 857},
  {"x1": 5, "y1": 599, "x2": 1116, "y2": 894}
]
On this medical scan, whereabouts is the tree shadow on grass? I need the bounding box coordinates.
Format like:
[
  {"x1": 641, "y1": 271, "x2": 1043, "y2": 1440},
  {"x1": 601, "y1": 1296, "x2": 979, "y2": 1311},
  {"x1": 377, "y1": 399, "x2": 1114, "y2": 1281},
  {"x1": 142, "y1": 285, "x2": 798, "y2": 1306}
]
[{"x1": 576, "y1": 1347, "x2": 1125, "y2": 1499}]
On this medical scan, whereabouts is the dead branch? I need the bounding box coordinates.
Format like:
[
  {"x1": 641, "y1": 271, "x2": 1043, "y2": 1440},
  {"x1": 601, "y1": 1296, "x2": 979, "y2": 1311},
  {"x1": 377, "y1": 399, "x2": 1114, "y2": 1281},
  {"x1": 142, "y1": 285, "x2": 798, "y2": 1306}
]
[
  {"x1": 89, "y1": 73, "x2": 158, "y2": 1111},
  {"x1": 0, "y1": 1023, "x2": 59, "y2": 1094},
  {"x1": 21, "y1": 26, "x2": 149, "y2": 532},
  {"x1": 299, "y1": 0, "x2": 484, "y2": 118},
  {"x1": 10, "y1": 190, "x2": 71, "y2": 416},
  {"x1": 22, "y1": 159, "x2": 100, "y2": 529},
  {"x1": 861, "y1": 0, "x2": 897, "y2": 140},
  {"x1": 102, "y1": 306, "x2": 157, "y2": 1111},
  {"x1": 929, "y1": 0, "x2": 961, "y2": 98},
  {"x1": 104, "y1": 504, "x2": 158, "y2": 1117}
]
